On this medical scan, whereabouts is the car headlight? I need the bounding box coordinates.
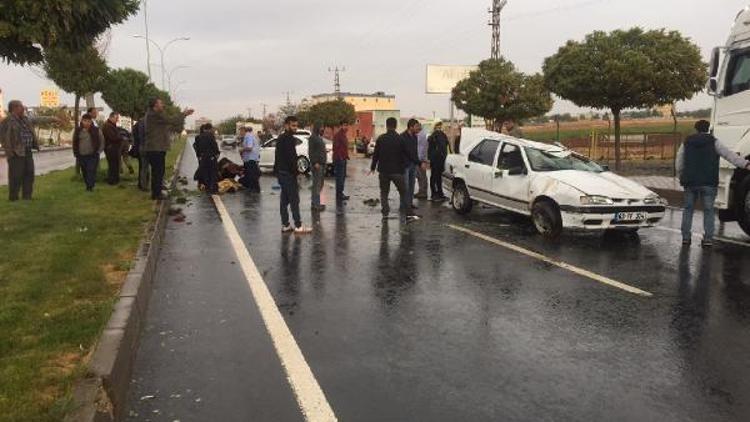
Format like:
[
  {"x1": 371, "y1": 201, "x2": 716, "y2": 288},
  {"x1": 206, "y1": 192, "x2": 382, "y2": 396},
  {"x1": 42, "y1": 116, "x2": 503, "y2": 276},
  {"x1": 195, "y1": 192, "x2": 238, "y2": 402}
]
[
  {"x1": 580, "y1": 195, "x2": 614, "y2": 205},
  {"x1": 644, "y1": 195, "x2": 667, "y2": 205}
]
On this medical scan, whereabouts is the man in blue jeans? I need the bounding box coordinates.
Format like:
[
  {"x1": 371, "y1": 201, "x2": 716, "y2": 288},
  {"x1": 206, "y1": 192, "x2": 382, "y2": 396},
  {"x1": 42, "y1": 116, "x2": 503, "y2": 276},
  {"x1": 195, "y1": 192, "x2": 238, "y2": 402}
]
[
  {"x1": 401, "y1": 119, "x2": 423, "y2": 218},
  {"x1": 274, "y1": 116, "x2": 312, "y2": 234},
  {"x1": 332, "y1": 120, "x2": 350, "y2": 205},
  {"x1": 676, "y1": 120, "x2": 750, "y2": 247}
]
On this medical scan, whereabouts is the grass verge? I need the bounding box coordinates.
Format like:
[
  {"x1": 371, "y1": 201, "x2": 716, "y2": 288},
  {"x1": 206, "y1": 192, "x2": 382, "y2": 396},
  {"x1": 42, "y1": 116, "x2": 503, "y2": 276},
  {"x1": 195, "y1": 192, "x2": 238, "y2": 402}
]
[{"x1": 0, "y1": 137, "x2": 185, "y2": 422}]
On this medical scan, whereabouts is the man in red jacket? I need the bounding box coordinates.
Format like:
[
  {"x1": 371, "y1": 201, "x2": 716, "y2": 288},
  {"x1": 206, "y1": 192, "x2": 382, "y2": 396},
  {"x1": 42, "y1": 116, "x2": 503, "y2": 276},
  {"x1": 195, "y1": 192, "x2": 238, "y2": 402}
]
[{"x1": 333, "y1": 120, "x2": 350, "y2": 205}]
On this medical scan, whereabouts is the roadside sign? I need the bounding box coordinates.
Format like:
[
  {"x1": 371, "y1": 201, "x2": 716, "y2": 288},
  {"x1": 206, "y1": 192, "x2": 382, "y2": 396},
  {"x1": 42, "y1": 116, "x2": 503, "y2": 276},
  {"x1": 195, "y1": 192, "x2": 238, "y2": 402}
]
[
  {"x1": 40, "y1": 89, "x2": 60, "y2": 107},
  {"x1": 426, "y1": 65, "x2": 478, "y2": 94}
]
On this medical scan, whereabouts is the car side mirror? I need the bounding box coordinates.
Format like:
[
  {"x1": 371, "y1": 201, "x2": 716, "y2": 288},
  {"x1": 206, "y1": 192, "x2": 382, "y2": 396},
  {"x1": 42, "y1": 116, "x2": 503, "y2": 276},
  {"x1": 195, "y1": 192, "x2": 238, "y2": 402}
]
[
  {"x1": 708, "y1": 77, "x2": 719, "y2": 96},
  {"x1": 508, "y1": 166, "x2": 526, "y2": 176},
  {"x1": 600, "y1": 164, "x2": 610, "y2": 172},
  {"x1": 494, "y1": 169, "x2": 504, "y2": 178}
]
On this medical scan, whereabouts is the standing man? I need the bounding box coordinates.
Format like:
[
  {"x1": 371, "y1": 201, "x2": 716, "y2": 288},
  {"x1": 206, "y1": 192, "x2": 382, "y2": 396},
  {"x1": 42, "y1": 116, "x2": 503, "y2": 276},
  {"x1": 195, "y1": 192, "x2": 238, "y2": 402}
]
[
  {"x1": 87, "y1": 107, "x2": 100, "y2": 128},
  {"x1": 275, "y1": 116, "x2": 312, "y2": 234},
  {"x1": 143, "y1": 98, "x2": 194, "y2": 200},
  {"x1": 132, "y1": 118, "x2": 149, "y2": 191},
  {"x1": 239, "y1": 126, "x2": 261, "y2": 193},
  {"x1": 677, "y1": 119, "x2": 750, "y2": 247},
  {"x1": 370, "y1": 117, "x2": 415, "y2": 221},
  {"x1": 333, "y1": 119, "x2": 350, "y2": 205},
  {"x1": 308, "y1": 122, "x2": 327, "y2": 211},
  {"x1": 427, "y1": 121, "x2": 450, "y2": 201},
  {"x1": 415, "y1": 125, "x2": 429, "y2": 199},
  {"x1": 0, "y1": 100, "x2": 56, "y2": 201},
  {"x1": 401, "y1": 119, "x2": 423, "y2": 213},
  {"x1": 503, "y1": 118, "x2": 523, "y2": 138},
  {"x1": 102, "y1": 112, "x2": 122, "y2": 185}
]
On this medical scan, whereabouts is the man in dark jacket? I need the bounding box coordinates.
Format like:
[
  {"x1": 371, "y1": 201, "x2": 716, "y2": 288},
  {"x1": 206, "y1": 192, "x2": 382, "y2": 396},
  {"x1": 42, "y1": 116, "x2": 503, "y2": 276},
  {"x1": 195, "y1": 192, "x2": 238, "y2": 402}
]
[
  {"x1": 143, "y1": 98, "x2": 194, "y2": 200},
  {"x1": 193, "y1": 123, "x2": 220, "y2": 194},
  {"x1": 132, "y1": 118, "x2": 149, "y2": 191},
  {"x1": 427, "y1": 121, "x2": 450, "y2": 201},
  {"x1": 333, "y1": 120, "x2": 350, "y2": 205},
  {"x1": 308, "y1": 122, "x2": 327, "y2": 211},
  {"x1": 102, "y1": 112, "x2": 122, "y2": 185},
  {"x1": 275, "y1": 116, "x2": 312, "y2": 234},
  {"x1": 677, "y1": 119, "x2": 750, "y2": 247},
  {"x1": 371, "y1": 117, "x2": 415, "y2": 221},
  {"x1": 401, "y1": 119, "x2": 423, "y2": 213}
]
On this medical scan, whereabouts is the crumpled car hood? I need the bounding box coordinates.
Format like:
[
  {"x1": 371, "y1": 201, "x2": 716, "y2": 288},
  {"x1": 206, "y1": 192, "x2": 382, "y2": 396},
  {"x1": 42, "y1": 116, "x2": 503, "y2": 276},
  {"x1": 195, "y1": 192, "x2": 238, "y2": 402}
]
[{"x1": 541, "y1": 170, "x2": 655, "y2": 199}]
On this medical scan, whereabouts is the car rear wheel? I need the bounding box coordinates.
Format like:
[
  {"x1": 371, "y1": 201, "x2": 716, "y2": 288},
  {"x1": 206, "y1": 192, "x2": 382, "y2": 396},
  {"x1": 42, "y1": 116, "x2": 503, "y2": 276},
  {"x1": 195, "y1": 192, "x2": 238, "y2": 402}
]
[
  {"x1": 297, "y1": 156, "x2": 311, "y2": 174},
  {"x1": 532, "y1": 200, "x2": 563, "y2": 239},
  {"x1": 737, "y1": 181, "x2": 750, "y2": 236},
  {"x1": 451, "y1": 182, "x2": 473, "y2": 214}
]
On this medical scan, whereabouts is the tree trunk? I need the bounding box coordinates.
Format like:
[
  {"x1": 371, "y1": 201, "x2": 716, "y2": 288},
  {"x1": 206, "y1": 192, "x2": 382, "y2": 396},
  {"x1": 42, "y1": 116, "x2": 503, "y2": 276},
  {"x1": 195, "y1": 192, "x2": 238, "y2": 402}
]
[
  {"x1": 85, "y1": 93, "x2": 95, "y2": 109},
  {"x1": 613, "y1": 108, "x2": 622, "y2": 171},
  {"x1": 73, "y1": 95, "x2": 81, "y2": 124}
]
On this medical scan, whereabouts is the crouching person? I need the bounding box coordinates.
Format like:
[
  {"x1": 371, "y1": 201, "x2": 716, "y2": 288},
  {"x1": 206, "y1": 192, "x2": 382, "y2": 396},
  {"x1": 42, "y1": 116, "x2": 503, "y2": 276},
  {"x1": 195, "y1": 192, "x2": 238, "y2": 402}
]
[{"x1": 194, "y1": 123, "x2": 219, "y2": 194}]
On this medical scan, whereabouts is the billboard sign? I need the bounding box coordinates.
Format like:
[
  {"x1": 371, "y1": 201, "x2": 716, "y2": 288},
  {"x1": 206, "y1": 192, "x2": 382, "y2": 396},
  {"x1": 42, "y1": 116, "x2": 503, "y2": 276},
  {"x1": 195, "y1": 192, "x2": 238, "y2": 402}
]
[
  {"x1": 426, "y1": 65, "x2": 478, "y2": 94},
  {"x1": 40, "y1": 89, "x2": 60, "y2": 107}
]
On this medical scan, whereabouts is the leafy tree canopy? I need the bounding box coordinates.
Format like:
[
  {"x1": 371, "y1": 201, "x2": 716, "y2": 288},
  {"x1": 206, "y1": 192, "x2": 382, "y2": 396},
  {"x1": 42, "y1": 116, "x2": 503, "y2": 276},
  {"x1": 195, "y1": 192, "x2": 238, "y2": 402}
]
[
  {"x1": 43, "y1": 45, "x2": 108, "y2": 121},
  {"x1": 298, "y1": 100, "x2": 356, "y2": 128},
  {"x1": 0, "y1": 0, "x2": 139, "y2": 65},
  {"x1": 100, "y1": 68, "x2": 163, "y2": 121},
  {"x1": 452, "y1": 58, "x2": 553, "y2": 129},
  {"x1": 543, "y1": 28, "x2": 707, "y2": 113}
]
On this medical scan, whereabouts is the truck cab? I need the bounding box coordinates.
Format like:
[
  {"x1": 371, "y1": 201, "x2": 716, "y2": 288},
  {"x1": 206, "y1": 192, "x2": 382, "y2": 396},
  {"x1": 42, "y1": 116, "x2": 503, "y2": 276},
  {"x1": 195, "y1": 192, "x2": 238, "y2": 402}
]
[{"x1": 708, "y1": 5, "x2": 750, "y2": 235}]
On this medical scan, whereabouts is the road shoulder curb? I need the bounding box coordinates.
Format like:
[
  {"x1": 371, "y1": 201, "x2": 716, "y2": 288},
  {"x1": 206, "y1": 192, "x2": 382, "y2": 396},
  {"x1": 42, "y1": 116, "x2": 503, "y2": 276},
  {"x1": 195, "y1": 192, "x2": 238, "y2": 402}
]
[{"x1": 65, "y1": 145, "x2": 186, "y2": 422}]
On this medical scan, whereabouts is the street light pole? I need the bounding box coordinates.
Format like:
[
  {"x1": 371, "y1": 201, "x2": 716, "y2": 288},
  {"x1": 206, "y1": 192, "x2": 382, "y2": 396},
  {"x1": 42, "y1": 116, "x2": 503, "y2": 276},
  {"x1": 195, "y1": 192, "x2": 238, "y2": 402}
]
[
  {"x1": 143, "y1": 0, "x2": 151, "y2": 79},
  {"x1": 133, "y1": 35, "x2": 190, "y2": 90}
]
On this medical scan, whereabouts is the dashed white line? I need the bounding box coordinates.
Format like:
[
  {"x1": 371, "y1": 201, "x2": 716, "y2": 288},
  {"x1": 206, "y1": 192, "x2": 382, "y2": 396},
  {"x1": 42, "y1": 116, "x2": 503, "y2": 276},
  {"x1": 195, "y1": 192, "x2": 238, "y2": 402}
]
[
  {"x1": 213, "y1": 195, "x2": 337, "y2": 422},
  {"x1": 447, "y1": 224, "x2": 653, "y2": 297}
]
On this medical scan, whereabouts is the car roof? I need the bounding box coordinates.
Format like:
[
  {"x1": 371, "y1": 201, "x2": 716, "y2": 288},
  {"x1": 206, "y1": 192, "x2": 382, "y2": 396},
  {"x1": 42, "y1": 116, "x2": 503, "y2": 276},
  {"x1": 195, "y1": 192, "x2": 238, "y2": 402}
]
[{"x1": 460, "y1": 128, "x2": 562, "y2": 154}]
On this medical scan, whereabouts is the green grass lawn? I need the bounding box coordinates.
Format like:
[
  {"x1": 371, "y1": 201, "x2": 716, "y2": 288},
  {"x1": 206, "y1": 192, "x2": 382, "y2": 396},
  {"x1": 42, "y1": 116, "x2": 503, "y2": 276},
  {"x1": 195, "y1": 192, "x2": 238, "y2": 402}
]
[
  {"x1": 523, "y1": 121, "x2": 696, "y2": 142},
  {"x1": 0, "y1": 138, "x2": 185, "y2": 422}
]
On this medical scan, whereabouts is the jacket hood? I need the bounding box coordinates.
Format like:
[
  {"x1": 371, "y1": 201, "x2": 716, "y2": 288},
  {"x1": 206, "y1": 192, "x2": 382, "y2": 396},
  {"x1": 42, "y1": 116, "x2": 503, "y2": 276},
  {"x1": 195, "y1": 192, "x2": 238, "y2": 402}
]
[{"x1": 542, "y1": 170, "x2": 655, "y2": 199}]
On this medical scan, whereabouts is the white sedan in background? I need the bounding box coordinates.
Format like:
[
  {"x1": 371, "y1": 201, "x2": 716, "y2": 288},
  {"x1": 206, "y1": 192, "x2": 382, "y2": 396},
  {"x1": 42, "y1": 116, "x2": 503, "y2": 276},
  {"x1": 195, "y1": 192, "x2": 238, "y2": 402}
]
[
  {"x1": 258, "y1": 135, "x2": 333, "y2": 175},
  {"x1": 443, "y1": 129, "x2": 667, "y2": 238}
]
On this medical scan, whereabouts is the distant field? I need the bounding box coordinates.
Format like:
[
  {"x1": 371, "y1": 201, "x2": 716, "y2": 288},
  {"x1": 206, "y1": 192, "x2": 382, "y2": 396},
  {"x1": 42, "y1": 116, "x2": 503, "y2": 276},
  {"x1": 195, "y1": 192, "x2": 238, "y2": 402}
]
[{"x1": 522, "y1": 119, "x2": 696, "y2": 142}]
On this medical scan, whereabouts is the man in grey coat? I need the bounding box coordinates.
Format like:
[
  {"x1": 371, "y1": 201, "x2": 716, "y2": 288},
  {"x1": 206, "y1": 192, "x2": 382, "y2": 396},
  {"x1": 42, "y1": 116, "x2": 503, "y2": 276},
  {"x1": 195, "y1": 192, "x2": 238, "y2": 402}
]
[
  {"x1": 142, "y1": 98, "x2": 194, "y2": 200},
  {"x1": 0, "y1": 100, "x2": 57, "y2": 201},
  {"x1": 308, "y1": 122, "x2": 328, "y2": 211}
]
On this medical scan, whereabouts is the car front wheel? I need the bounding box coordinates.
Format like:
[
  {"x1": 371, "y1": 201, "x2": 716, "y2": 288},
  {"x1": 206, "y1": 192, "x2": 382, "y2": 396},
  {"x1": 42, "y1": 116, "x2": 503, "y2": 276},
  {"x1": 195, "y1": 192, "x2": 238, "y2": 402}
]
[
  {"x1": 451, "y1": 182, "x2": 473, "y2": 215},
  {"x1": 297, "y1": 156, "x2": 311, "y2": 174},
  {"x1": 532, "y1": 200, "x2": 563, "y2": 239}
]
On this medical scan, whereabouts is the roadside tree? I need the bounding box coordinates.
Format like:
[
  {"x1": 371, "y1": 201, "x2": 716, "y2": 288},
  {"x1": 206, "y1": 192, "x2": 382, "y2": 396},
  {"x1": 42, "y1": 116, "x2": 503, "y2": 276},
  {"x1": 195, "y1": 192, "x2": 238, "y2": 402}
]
[
  {"x1": 43, "y1": 45, "x2": 108, "y2": 122},
  {"x1": 452, "y1": 58, "x2": 553, "y2": 131},
  {"x1": 101, "y1": 68, "x2": 162, "y2": 120},
  {"x1": 298, "y1": 100, "x2": 356, "y2": 128},
  {"x1": 0, "y1": 0, "x2": 139, "y2": 65},
  {"x1": 543, "y1": 28, "x2": 706, "y2": 170}
]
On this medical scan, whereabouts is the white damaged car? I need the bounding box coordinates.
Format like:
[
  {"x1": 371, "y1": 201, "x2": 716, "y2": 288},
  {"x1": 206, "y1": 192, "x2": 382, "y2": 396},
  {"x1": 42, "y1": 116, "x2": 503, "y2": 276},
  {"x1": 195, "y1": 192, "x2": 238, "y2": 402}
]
[{"x1": 444, "y1": 129, "x2": 667, "y2": 238}]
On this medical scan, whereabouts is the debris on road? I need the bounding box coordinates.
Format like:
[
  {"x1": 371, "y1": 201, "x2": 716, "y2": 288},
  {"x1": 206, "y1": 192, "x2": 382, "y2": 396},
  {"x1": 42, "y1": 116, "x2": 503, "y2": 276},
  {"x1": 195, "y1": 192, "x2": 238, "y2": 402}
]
[{"x1": 363, "y1": 198, "x2": 380, "y2": 207}]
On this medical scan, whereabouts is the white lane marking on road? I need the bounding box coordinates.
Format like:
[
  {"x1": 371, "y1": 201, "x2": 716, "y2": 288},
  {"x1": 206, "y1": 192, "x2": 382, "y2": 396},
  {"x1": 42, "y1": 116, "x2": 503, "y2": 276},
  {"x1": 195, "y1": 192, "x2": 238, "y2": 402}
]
[
  {"x1": 654, "y1": 226, "x2": 750, "y2": 248},
  {"x1": 212, "y1": 195, "x2": 337, "y2": 422},
  {"x1": 447, "y1": 224, "x2": 653, "y2": 297}
]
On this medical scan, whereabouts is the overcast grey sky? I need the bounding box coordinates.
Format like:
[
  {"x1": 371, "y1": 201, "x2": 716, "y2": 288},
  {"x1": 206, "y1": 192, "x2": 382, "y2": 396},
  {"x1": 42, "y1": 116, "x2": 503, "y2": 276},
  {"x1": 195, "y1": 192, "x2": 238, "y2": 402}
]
[{"x1": 1, "y1": 0, "x2": 747, "y2": 122}]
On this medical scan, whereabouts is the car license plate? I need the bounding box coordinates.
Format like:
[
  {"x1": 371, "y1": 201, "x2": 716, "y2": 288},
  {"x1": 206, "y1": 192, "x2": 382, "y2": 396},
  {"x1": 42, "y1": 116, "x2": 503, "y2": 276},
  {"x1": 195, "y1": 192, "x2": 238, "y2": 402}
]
[{"x1": 614, "y1": 212, "x2": 647, "y2": 222}]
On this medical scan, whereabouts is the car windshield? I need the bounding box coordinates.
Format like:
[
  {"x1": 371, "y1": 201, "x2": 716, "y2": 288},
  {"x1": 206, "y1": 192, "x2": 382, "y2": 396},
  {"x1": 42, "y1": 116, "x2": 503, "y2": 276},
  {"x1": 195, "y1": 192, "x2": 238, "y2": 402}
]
[{"x1": 524, "y1": 147, "x2": 604, "y2": 173}]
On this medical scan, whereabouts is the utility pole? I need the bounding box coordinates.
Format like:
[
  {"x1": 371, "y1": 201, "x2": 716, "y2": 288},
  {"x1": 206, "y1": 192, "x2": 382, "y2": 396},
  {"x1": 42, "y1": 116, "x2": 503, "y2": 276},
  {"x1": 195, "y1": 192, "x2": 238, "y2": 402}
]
[
  {"x1": 261, "y1": 103, "x2": 268, "y2": 119},
  {"x1": 328, "y1": 66, "x2": 346, "y2": 98},
  {"x1": 488, "y1": 0, "x2": 508, "y2": 59},
  {"x1": 283, "y1": 91, "x2": 292, "y2": 106}
]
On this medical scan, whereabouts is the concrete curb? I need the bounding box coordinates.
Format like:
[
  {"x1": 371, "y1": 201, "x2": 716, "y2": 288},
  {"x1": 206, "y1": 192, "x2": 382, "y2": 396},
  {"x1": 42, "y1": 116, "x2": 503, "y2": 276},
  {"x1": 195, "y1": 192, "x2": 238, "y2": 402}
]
[{"x1": 65, "y1": 146, "x2": 186, "y2": 422}]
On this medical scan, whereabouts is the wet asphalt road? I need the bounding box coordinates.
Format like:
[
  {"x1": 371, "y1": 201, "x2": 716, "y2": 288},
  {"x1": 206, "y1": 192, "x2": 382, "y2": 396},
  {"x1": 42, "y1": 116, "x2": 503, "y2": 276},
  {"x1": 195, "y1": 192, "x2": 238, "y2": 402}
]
[
  {"x1": 126, "y1": 150, "x2": 750, "y2": 422},
  {"x1": 0, "y1": 148, "x2": 75, "y2": 186}
]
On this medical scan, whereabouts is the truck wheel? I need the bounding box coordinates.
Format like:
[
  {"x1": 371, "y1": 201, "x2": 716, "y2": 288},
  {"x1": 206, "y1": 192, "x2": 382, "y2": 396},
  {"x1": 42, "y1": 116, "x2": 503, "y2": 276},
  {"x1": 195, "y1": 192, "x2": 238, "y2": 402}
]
[
  {"x1": 297, "y1": 156, "x2": 311, "y2": 174},
  {"x1": 451, "y1": 182, "x2": 473, "y2": 215},
  {"x1": 738, "y1": 183, "x2": 750, "y2": 236},
  {"x1": 532, "y1": 200, "x2": 563, "y2": 239}
]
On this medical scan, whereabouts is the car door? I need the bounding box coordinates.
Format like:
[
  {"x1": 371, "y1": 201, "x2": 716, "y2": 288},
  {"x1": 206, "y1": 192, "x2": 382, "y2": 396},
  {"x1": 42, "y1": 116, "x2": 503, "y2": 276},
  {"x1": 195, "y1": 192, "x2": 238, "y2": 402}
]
[
  {"x1": 492, "y1": 142, "x2": 532, "y2": 214},
  {"x1": 259, "y1": 138, "x2": 278, "y2": 167},
  {"x1": 464, "y1": 139, "x2": 501, "y2": 203}
]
